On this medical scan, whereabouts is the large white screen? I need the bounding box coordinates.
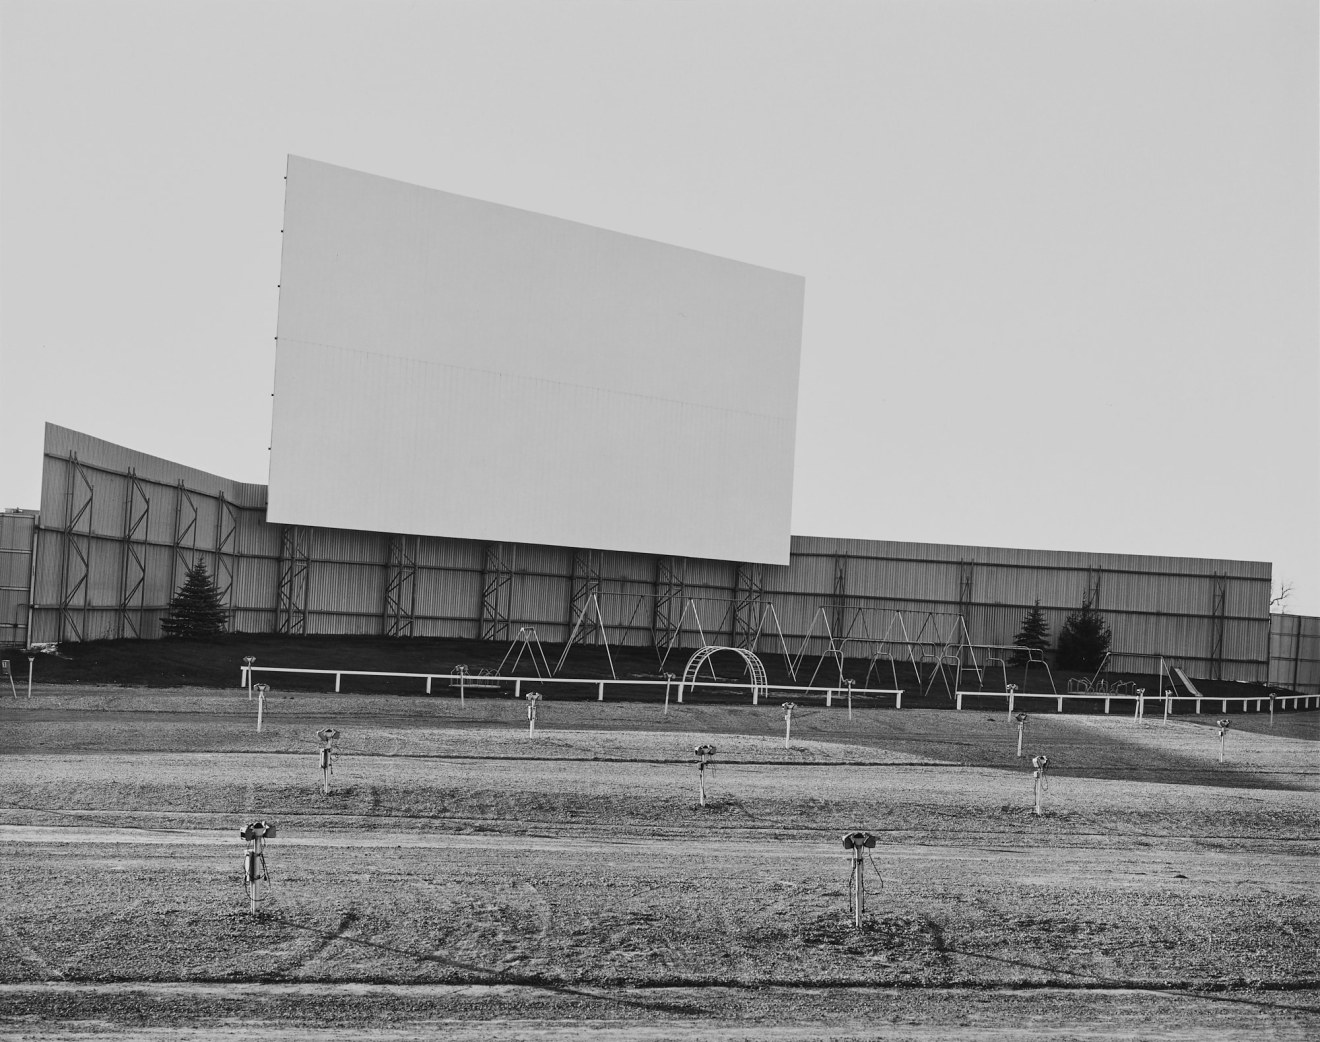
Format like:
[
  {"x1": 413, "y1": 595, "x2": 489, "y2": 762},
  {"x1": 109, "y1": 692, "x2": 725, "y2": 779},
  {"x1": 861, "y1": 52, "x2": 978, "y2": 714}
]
[{"x1": 268, "y1": 157, "x2": 804, "y2": 563}]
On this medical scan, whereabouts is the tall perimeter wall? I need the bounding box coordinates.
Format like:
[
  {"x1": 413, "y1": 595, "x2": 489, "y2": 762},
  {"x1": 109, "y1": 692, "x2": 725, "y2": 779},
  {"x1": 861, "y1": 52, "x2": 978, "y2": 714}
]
[
  {"x1": 1269, "y1": 613, "x2": 1320, "y2": 694},
  {"x1": 16, "y1": 425, "x2": 1305, "y2": 688},
  {"x1": 0, "y1": 508, "x2": 38, "y2": 646}
]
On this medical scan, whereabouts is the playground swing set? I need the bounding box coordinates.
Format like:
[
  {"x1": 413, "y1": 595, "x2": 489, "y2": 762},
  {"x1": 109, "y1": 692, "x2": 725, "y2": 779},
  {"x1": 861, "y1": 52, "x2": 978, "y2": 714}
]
[{"x1": 486, "y1": 591, "x2": 1235, "y2": 715}]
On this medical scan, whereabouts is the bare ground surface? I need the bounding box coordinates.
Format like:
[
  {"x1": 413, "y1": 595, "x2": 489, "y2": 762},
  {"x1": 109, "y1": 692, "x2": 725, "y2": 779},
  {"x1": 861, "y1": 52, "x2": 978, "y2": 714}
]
[{"x1": 1, "y1": 685, "x2": 1317, "y2": 1040}]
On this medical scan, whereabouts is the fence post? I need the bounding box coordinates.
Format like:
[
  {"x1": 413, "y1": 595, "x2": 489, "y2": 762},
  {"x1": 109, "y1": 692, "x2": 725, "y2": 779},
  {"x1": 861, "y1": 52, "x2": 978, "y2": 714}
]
[{"x1": 254, "y1": 684, "x2": 268, "y2": 732}]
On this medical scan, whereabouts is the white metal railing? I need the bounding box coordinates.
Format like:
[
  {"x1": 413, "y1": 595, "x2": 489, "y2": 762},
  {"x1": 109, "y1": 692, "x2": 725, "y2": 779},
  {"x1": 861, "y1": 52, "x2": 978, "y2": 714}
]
[
  {"x1": 235, "y1": 662, "x2": 1314, "y2": 716},
  {"x1": 956, "y1": 688, "x2": 1318, "y2": 715},
  {"x1": 238, "y1": 663, "x2": 903, "y2": 707}
]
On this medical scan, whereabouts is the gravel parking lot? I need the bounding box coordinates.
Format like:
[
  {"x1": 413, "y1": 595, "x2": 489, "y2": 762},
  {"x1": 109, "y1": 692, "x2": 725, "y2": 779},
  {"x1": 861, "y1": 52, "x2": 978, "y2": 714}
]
[{"x1": 1, "y1": 685, "x2": 1316, "y2": 1039}]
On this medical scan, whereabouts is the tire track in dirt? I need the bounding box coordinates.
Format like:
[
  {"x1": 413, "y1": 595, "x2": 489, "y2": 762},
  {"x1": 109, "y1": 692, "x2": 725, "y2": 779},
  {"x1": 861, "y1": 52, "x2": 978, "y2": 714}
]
[
  {"x1": 920, "y1": 914, "x2": 953, "y2": 973},
  {"x1": 710, "y1": 892, "x2": 760, "y2": 983},
  {"x1": 0, "y1": 980, "x2": 1316, "y2": 1042},
  {"x1": 497, "y1": 878, "x2": 555, "y2": 975},
  {"x1": 278, "y1": 910, "x2": 359, "y2": 978},
  {"x1": 7, "y1": 822, "x2": 1317, "y2": 865},
  {"x1": 0, "y1": 920, "x2": 64, "y2": 981},
  {"x1": 521, "y1": 879, "x2": 553, "y2": 947}
]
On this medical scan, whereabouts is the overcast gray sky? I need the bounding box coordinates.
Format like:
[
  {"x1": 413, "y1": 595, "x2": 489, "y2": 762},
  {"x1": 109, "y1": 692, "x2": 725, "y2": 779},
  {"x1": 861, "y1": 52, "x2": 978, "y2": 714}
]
[{"x1": 2, "y1": 0, "x2": 1317, "y2": 613}]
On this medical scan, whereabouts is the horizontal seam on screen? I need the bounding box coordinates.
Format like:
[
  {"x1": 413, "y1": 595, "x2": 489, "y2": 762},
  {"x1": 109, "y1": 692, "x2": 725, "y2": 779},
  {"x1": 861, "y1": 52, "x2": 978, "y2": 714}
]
[{"x1": 274, "y1": 335, "x2": 796, "y2": 423}]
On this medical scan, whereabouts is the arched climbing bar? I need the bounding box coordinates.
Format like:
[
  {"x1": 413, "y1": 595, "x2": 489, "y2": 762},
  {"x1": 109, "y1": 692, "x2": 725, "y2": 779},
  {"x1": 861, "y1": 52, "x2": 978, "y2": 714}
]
[{"x1": 678, "y1": 645, "x2": 769, "y2": 705}]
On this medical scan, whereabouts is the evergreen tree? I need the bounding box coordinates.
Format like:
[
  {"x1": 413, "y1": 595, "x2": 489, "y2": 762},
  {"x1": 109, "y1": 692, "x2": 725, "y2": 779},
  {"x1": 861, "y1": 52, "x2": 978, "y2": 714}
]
[
  {"x1": 1055, "y1": 598, "x2": 1112, "y2": 672},
  {"x1": 160, "y1": 560, "x2": 228, "y2": 638},
  {"x1": 1011, "y1": 599, "x2": 1051, "y2": 665}
]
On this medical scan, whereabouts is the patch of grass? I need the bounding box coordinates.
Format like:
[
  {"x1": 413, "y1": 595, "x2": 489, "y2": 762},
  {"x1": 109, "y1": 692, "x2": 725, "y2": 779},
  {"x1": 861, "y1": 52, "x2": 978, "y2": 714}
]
[{"x1": 13, "y1": 633, "x2": 1306, "y2": 719}]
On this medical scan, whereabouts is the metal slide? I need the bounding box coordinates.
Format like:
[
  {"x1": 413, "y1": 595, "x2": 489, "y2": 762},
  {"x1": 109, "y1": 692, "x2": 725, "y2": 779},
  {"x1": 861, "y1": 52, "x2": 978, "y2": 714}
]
[{"x1": 1173, "y1": 667, "x2": 1205, "y2": 699}]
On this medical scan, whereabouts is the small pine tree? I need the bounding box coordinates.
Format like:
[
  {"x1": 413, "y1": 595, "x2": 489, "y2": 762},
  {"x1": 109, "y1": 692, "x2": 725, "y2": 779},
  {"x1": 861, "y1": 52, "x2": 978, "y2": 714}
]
[
  {"x1": 1011, "y1": 599, "x2": 1051, "y2": 665},
  {"x1": 160, "y1": 560, "x2": 228, "y2": 638},
  {"x1": 1055, "y1": 598, "x2": 1112, "y2": 672}
]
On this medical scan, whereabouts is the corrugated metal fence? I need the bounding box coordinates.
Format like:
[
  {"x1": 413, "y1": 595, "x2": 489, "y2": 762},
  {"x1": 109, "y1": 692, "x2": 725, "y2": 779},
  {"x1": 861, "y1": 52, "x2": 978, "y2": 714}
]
[
  {"x1": 17, "y1": 424, "x2": 1312, "y2": 691},
  {"x1": 0, "y1": 509, "x2": 37, "y2": 646},
  {"x1": 1269, "y1": 614, "x2": 1320, "y2": 694}
]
